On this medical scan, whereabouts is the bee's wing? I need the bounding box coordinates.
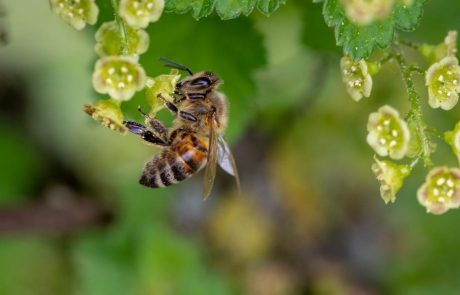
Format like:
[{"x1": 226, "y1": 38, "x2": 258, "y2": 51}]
[
  {"x1": 217, "y1": 136, "x2": 241, "y2": 192},
  {"x1": 203, "y1": 114, "x2": 218, "y2": 200}
]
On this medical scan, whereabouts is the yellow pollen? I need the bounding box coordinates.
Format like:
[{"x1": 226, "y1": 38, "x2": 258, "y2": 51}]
[
  {"x1": 118, "y1": 82, "x2": 126, "y2": 88},
  {"x1": 437, "y1": 178, "x2": 446, "y2": 186}
]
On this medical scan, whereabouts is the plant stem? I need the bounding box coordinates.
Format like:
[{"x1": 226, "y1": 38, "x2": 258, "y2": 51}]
[
  {"x1": 425, "y1": 126, "x2": 444, "y2": 139},
  {"x1": 110, "y1": 0, "x2": 129, "y2": 55},
  {"x1": 391, "y1": 47, "x2": 433, "y2": 168},
  {"x1": 396, "y1": 35, "x2": 421, "y2": 50}
]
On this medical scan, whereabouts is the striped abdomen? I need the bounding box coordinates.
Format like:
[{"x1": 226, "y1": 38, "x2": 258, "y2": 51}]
[{"x1": 139, "y1": 133, "x2": 208, "y2": 188}]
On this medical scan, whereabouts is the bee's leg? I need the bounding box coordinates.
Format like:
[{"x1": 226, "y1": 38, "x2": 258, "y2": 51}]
[
  {"x1": 137, "y1": 106, "x2": 169, "y2": 142},
  {"x1": 157, "y1": 94, "x2": 197, "y2": 122},
  {"x1": 123, "y1": 121, "x2": 169, "y2": 147}
]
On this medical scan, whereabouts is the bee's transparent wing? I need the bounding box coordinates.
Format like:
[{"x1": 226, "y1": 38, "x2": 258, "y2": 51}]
[
  {"x1": 203, "y1": 114, "x2": 218, "y2": 200},
  {"x1": 217, "y1": 136, "x2": 241, "y2": 192}
]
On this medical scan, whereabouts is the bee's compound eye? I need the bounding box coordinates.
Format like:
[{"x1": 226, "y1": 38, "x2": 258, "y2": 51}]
[{"x1": 190, "y1": 77, "x2": 212, "y2": 88}]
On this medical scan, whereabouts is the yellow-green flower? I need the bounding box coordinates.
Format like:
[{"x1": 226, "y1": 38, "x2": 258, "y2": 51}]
[
  {"x1": 425, "y1": 56, "x2": 460, "y2": 110},
  {"x1": 417, "y1": 167, "x2": 460, "y2": 215},
  {"x1": 420, "y1": 30, "x2": 458, "y2": 64},
  {"x1": 401, "y1": 0, "x2": 414, "y2": 5},
  {"x1": 444, "y1": 121, "x2": 460, "y2": 164},
  {"x1": 49, "y1": 0, "x2": 98, "y2": 30},
  {"x1": 145, "y1": 70, "x2": 181, "y2": 114},
  {"x1": 444, "y1": 30, "x2": 457, "y2": 57},
  {"x1": 119, "y1": 0, "x2": 164, "y2": 28},
  {"x1": 95, "y1": 21, "x2": 149, "y2": 58},
  {"x1": 83, "y1": 99, "x2": 127, "y2": 134},
  {"x1": 92, "y1": 56, "x2": 146, "y2": 101},
  {"x1": 340, "y1": 0, "x2": 394, "y2": 25},
  {"x1": 340, "y1": 55, "x2": 373, "y2": 101},
  {"x1": 367, "y1": 105, "x2": 410, "y2": 159},
  {"x1": 372, "y1": 157, "x2": 410, "y2": 204}
]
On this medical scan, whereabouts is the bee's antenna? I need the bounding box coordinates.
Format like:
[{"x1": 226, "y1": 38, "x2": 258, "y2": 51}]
[{"x1": 160, "y1": 57, "x2": 193, "y2": 75}]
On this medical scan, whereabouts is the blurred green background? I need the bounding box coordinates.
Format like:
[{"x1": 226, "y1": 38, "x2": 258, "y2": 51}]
[{"x1": 1, "y1": 0, "x2": 460, "y2": 294}]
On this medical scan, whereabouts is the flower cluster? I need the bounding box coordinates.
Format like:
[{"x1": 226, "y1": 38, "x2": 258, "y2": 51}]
[
  {"x1": 77, "y1": 0, "x2": 166, "y2": 133},
  {"x1": 340, "y1": 0, "x2": 394, "y2": 26},
  {"x1": 417, "y1": 167, "x2": 460, "y2": 214},
  {"x1": 49, "y1": 0, "x2": 99, "y2": 30},
  {"x1": 340, "y1": 55, "x2": 373, "y2": 101}
]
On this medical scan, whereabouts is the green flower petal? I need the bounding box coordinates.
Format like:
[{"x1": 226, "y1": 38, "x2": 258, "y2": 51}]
[
  {"x1": 145, "y1": 70, "x2": 181, "y2": 114},
  {"x1": 95, "y1": 21, "x2": 149, "y2": 57},
  {"x1": 372, "y1": 156, "x2": 410, "y2": 204}
]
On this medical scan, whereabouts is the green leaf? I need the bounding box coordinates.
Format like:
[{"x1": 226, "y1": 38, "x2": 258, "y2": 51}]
[
  {"x1": 322, "y1": 0, "x2": 427, "y2": 60},
  {"x1": 301, "y1": 0, "x2": 338, "y2": 53},
  {"x1": 165, "y1": 0, "x2": 285, "y2": 20},
  {"x1": 136, "y1": 14, "x2": 266, "y2": 140}
]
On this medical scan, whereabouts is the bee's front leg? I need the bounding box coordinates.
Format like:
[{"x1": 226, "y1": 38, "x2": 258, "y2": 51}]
[
  {"x1": 123, "y1": 121, "x2": 169, "y2": 147},
  {"x1": 157, "y1": 94, "x2": 197, "y2": 122}
]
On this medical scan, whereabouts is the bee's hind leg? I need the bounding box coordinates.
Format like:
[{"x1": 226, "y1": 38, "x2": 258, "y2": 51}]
[{"x1": 123, "y1": 121, "x2": 169, "y2": 147}]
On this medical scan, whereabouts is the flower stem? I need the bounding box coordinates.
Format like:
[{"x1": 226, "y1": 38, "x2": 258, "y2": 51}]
[
  {"x1": 396, "y1": 35, "x2": 421, "y2": 50},
  {"x1": 110, "y1": 0, "x2": 129, "y2": 55},
  {"x1": 391, "y1": 47, "x2": 433, "y2": 168}
]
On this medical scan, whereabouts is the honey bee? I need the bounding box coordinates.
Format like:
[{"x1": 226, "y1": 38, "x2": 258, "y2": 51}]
[{"x1": 123, "y1": 58, "x2": 240, "y2": 199}]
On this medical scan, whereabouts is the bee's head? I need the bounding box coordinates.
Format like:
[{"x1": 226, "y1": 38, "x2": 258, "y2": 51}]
[{"x1": 176, "y1": 71, "x2": 221, "y2": 93}]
